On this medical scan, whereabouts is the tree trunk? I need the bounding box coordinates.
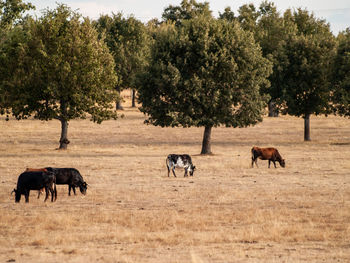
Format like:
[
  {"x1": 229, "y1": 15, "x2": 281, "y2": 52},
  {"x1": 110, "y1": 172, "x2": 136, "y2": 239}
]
[
  {"x1": 268, "y1": 100, "x2": 279, "y2": 117},
  {"x1": 304, "y1": 114, "x2": 311, "y2": 141},
  {"x1": 116, "y1": 86, "x2": 124, "y2": 110},
  {"x1": 59, "y1": 119, "x2": 70, "y2": 150},
  {"x1": 131, "y1": 89, "x2": 136, "y2": 108},
  {"x1": 201, "y1": 126, "x2": 212, "y2": 155}
]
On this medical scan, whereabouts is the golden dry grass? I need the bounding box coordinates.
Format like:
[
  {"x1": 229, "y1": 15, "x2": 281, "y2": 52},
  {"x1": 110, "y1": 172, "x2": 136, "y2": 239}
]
[{"x1": 0, "y1": 93, "x2": 349, "y2": 262}]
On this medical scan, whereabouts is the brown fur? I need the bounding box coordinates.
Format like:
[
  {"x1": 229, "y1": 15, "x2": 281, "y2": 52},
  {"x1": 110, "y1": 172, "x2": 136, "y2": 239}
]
[{"x1": 251, "y1": 146, "x2": 285, "y2": 168}]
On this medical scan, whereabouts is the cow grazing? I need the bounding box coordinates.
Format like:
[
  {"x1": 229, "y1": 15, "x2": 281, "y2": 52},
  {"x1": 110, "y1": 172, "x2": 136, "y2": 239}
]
[
  {"x1": 46, "y1": 168, "x2": 87, "y2": 196},
  {"x1": 12, "y1": 171, "x2": 56, "y2": 203},
  {"x1": 166, "y1": 154, "x2": 196, "y2": 177},
  {"x1": 251, "y1": 146, "x2": 285, "y2": 168},
  {"x1": 25, "y1": 168, "x2": 48, "y2": 198}
]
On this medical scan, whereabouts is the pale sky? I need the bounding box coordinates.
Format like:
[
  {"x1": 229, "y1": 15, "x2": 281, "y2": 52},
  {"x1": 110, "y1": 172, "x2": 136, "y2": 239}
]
[{"x1": 28, "y1": 0, "x2": 350, "y2": 34}]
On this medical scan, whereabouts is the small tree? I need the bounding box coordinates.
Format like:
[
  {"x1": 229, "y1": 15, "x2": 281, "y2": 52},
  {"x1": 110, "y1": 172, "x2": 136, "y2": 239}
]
[
  {"x1": 332, "y1": 28, "x2": 350, "y2": 117},
  {"x1": 0, "y1": 4, "x2": 119, "y2": 149},
  {"x1": 137, "y1": 17, "x2": 271, "y2": 154},
  {"x1": 280, "y1": 9, "x2": 336, "y2": 141},
  {"x1": 94, "y1": 13, "x2": 150, "y2": 109}
]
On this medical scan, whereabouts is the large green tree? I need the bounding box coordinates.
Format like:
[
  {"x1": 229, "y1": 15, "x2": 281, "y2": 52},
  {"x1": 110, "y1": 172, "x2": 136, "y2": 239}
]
[
  {"x1": 224, "y1": 1, "x2": 297, "y2": 117},
  {"x1": 137, "y1": 16, "x2": 272, "y2": 154},
  {"x1": 94, "y1": 13, "x2": 150, "y2": 109},
  {"x1": 0, "y1": 0, "x2": 34, "y2": 114},
  {"x1": 332, "y1": 28, "x2": 350, "y2": 116},
  {"x1": 0, "y1": 4, "x2": 118, "y2": 149},
  {"x1": 279, "y1": 9, "x2": 336, "y2": 141}
]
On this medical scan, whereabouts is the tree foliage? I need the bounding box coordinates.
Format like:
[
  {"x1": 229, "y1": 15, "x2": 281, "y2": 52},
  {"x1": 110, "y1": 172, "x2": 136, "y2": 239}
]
[
  {"x1": 279, "y1": 9, "x2": 336, "y2": 140},
  {"x1": 94, "y1": 13, "x2": 150, "y2": 108},
  {"x1": 0, "y1": 4, "x2": 118, "y2": 149},
  {"x1": 332, "y1": 28, "x2": 350, "y2": 116},
  {"x1": 162, "y1": 0, "x2": 212, "y2": 25},
  {"x1": 137, "y1": 16, "x2": 272, "y2": 154},
  {"x1": 0, "y1": 0, "x2": 34, "y2": 30},
  {"x1": 227, "y1": 1, "x2": 297, "y2": 116}
]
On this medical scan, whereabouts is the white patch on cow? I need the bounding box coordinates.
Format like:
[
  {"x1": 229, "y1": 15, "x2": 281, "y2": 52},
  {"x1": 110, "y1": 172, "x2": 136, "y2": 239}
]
[{"x1": 176, "y1": 158, "x2": 185, "y2": 168}]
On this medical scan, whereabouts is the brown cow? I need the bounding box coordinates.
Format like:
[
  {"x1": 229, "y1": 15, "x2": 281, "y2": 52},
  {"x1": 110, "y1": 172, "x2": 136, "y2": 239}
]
[
  {"x1": 251, "y1": 146, "x2": 285, "y2": 168},
  {"x1": 25, "y1": 168, "x2": 48, "y2": 198}
]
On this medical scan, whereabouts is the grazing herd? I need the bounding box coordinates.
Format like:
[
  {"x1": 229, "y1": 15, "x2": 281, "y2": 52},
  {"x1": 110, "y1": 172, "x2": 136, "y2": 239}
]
[
  {"x1": 12, "y1": 168, "x2": 87, "y2": 203},
  {"x1": 12, "y1": 146, "x2": 285, "y2": 203}
]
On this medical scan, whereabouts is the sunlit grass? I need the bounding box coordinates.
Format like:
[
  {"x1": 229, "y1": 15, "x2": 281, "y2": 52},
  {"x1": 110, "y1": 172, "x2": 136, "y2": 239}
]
[{"x1": 0, "y1": 92, "x2": 349, "y2": 262}]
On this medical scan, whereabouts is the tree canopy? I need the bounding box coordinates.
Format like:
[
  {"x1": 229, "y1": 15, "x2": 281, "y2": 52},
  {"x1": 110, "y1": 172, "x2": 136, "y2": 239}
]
[
  {"x1": 94, "y1": 13, "x2": 150, "y2": 108},
  {"x1": 0, "y1": 0, "x2": 34, "y2": 31},
  {"x1": 332, "y1": 28, "x2": 350, "y2": 117},
  {"x1": 0, "y1": 4, "x2": 119, "y2": 149},
  {"x1": 162, "y1": 0, "x2": 212, "y2": 25},
  {"x1": 279, "y1": 8, "x2": 336, "y2": 140},
  {"x1": 137, "y1": 16, "x2": 272, "y2": 154}
]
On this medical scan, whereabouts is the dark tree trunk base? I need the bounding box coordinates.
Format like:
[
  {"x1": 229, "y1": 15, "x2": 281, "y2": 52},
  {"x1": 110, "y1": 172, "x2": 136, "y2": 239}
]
[
  {"x1": 58, "y1": 138, "x2": 70, "y2": 150},
  {"x1": 201, "y1": 126, "x2": 212, "y2": 155},
  {"x1": 131, "y1": 89, "x2": 136, "y2": 108},
  {"x1": 58, "y1": 119, "x2": 70, "y2": 150},
  {"x1": 116, "y1": 102, "x2": 124, "y2": 110},
  {"x1": 268, "y1": 100, "x2": 279, "y2": 117},
  {"x1": 304, "y1": 114, "x2": 311, "y2": 141}
]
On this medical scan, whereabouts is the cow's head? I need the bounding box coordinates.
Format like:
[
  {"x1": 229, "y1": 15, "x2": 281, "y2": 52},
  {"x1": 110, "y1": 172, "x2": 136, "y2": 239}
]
[
  {"x1": 12, "y1": 188, "x2": 21, "y2": 202},
  {"x1": 189, "y1": 165, "x2": 196, "y2": 176},
  {"x1": 79, "y1": 182, "x2": 88, "y2": 195},
  {"x1": 280, "y1": 159, "x2": 286, "y2": 168}
]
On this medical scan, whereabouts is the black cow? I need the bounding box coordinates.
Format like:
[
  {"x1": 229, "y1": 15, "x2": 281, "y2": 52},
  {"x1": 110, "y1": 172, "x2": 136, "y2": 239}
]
[
  {"x1": 166, "y1": 154, "x2": 196, "y2": 177},
  {"x1": 12, "y1": 171, "x2": 56, "y2": 203},
  {"x1": 46, "y1": 168, "x2": 87, "y2": 196}
]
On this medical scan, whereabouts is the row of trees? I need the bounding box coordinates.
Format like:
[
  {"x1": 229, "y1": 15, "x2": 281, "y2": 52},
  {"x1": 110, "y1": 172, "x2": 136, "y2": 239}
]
[{"x1": 0, "y1": 0, "x2": 349, "y2": 153}]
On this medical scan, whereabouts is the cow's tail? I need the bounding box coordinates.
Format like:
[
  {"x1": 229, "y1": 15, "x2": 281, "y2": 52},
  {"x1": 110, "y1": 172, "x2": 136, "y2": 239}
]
[{"x1": 251, "y1": 147, "x2": 256, "y2": 158}]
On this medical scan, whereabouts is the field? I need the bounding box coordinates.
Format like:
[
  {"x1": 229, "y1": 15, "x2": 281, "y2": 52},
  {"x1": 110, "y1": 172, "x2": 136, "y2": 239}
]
[{"x1": 0, "y1": 94, "x2": 349, "y2": 262}]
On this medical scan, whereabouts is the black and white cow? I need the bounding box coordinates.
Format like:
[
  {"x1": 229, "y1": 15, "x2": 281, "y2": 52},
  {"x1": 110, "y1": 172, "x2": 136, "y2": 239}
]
[{"x1": 166, "y1": 154, "x2": 196, "y2": 177}]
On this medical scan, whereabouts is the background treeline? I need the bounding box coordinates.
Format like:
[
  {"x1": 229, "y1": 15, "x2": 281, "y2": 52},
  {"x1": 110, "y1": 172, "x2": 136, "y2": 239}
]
[{"x1": 0, "y1": 0, "x2": 349, "y2": 154}]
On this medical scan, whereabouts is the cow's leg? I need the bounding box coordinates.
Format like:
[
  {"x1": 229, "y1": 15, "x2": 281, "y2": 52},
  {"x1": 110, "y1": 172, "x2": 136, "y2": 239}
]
[
  {"x1": 25, "y1": 190, "x2": 30, "y2": 203},
  {"x1": 68, "y1": 185, "x2": 72, "y2": 196},
  {"x1": 252, "y1": 157, "x2": 258, "y2": 168},
  {"x1": 184, "y1": 168, "x2": 187, "y2": 177},
  {"x1": 273, "y1": 161, "x2": 277, "y2": 168},
  {"x1": 49, "y1": 186, "x2": 54, "y2": 202},
  {"x1": 54, "y1": 184, "x2": 57, "y2": 201},
  {"x1": 167, "y1": 165, "x2": 170, "y2": 177},
  {"x1": 37, "y1": 190, "x2": 41, "y2": 199},
  {"x1": 44, "y1": 186, "x2": 49, "y2": 202},
  {"x1": 172, "y1": 167, "x2": 176, "y2": 177},
  {"x1": 268, "y1": 160, "x2": 271, "y2": 168},
  {"x1": 253, "y1": 158, "x2": 258, "y2": 168}
]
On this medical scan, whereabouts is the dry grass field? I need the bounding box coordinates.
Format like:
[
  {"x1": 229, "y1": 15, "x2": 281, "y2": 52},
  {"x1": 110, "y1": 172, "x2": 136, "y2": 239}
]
[{"x1": 0, "y1": 93, "x2": 349, "y2": 262}]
